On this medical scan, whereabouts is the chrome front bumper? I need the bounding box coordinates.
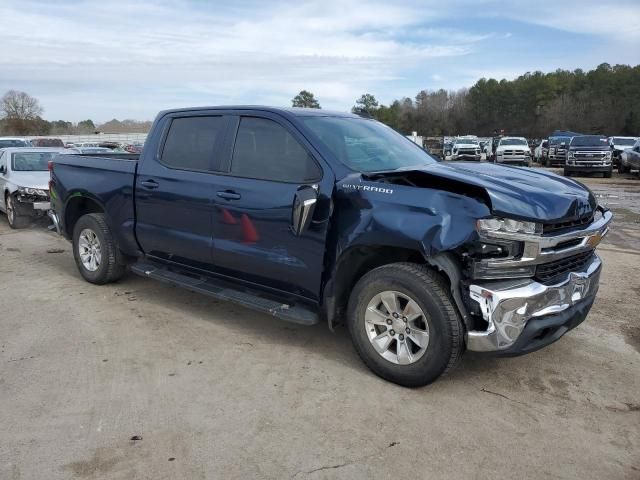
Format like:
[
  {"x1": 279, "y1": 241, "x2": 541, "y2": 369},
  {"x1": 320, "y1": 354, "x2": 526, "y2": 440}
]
[{"x1": 466, "y1": 253, "x2": 601, "y2": 352}]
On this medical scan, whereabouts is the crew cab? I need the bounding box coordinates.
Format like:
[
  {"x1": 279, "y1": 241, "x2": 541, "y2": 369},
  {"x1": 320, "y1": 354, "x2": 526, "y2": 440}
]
[
  {"x1": 494, "y1": 136, "x2": 531, "y2": 166},
  {"x1": 451, "y1": 137, "x2": 482, "y2": 161},
  {"x1": 0, "y1": 147, "x2": 65, "y2": 228},
  {"x1": 564, "y1": 135, "x2": 612, "y2": 178},
  {"x1": 49, "y1": 106, "x2": 612, "y2": 387}
]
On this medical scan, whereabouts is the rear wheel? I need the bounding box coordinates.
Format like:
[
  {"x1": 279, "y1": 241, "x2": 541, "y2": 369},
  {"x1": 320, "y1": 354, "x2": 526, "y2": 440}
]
[
  {"x1": 72, "y1": 213, "x2": 127, "y2": 284},
  {"x1": 5, "y1": 194, "x2": 29, "y2": 229},
  {"x1": 347, "y1": 263, "x2": 463, "y2": 387}
]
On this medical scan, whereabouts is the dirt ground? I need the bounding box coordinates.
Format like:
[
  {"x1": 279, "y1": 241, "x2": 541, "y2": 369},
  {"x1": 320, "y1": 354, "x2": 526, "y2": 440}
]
[{"x1": 1, "y1": 171, "x2": 639, "y2": 480}]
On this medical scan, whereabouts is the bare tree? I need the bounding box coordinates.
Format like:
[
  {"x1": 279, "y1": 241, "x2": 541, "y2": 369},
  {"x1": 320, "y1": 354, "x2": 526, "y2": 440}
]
[{"x1": 1, "y1": 90, "x2": 43, "y2": 121}]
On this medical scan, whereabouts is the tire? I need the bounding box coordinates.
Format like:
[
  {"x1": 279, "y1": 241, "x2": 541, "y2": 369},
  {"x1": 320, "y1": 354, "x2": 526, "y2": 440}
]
[
  {"x1": 347, "y1": 263, "x2": 463, "y2": 387},
  {"x1": 543, "y1": 158, "x2": 548, "y2": 167},
  {"x1": 5, "y1": 193, "x2": 30, "y2": 229},
  {"x1": 604, "y1": 170, "x2": 612, "y2": 178},
  {"x1": 72, "y1": 213, "x2": 127, "y2": 284}
]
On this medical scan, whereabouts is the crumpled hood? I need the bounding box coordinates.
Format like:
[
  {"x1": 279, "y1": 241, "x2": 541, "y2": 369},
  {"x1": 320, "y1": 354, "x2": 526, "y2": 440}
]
[{"x1": 416, "y1": 162, "x2": 597, "y2": 222}]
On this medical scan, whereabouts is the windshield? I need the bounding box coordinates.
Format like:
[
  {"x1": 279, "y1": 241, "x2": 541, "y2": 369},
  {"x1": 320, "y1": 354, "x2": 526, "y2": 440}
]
[
  {"x1": 0, "y1": 139, "x2": 29, "y2": 148},
  {"x1": 500, "y1": 138, "x2": 528, "y2": 146},
  {"x1": 570, "y1": 135, "x2": 608, "y2": 147},
  {"x1": 302, "y1": 116, "x2": 436, "y2": 172},
  {"x1": 11, "y1": 151, "x2": 58, "y2": 171},
  {"x1": 612, "y1": 137, "x2": 636, "y2": 146},
  {"x1": 550, "y1": 137, "x2": 570, "y2": 145},
  {"x1": 455, "y1": 138, "x2": 478, "y2": 145}
]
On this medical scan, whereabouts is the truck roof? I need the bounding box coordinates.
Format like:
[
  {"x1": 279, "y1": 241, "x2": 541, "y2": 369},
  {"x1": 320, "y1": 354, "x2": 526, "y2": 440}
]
[{"x1": 156, "y1": 106, "x2": 362, "y2": 119}]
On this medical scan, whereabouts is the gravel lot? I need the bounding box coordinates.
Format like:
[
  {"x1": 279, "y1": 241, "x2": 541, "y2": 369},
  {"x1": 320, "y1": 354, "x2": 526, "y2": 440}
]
[{"x1": 1, "y1": 171, "x2": 639, "y2": 480}]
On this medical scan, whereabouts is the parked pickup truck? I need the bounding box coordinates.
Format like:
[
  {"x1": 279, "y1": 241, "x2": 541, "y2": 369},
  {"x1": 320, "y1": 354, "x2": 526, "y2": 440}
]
[
  {"x1": 564, "y1": 135, "x2": 612, "y2": 178},
  {"x1": 49, "y1": 106, "x2": 612, "y2": 387}
]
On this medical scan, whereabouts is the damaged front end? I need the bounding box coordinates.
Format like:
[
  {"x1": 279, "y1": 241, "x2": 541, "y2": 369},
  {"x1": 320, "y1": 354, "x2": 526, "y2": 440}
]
[
  {"x1": 339, "y1": 166, "x2": 612, "y2": 355},
  {"x1": 13, "y1": 187, "x2": 51, "y2": 217},
  {"x1": 462, "y1": 206, "x2": 611, "y2": 354}
]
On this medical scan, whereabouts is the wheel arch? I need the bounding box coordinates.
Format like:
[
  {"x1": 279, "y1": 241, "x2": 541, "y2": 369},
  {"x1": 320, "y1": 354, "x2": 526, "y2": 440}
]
[{"x1": 63, "y1": 193, "x2": 105, "y2": 238}]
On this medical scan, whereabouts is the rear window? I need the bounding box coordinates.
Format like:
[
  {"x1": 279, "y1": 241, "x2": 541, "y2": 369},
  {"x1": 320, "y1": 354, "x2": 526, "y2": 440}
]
[
  {"x1": 161, "y1": 116, "x2": 225, "y2": 171},
  {"x1": 11, "y1": 151, "x2": 58, "y2": 171}
]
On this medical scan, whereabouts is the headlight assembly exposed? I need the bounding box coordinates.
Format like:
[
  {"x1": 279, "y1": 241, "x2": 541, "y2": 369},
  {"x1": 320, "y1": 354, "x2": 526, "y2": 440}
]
[
  {"x1": 18, "y1": 186, "x2": 48, "y2": 196},
  {"x1": 477, "y1": 217, "x2": 541, "y2": 235}
]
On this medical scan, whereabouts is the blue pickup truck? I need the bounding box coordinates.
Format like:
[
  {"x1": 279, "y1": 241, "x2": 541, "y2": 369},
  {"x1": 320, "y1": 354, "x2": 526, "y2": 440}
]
[{"x1": 49, "y1": 106, "x2": 612, "y2": 387}]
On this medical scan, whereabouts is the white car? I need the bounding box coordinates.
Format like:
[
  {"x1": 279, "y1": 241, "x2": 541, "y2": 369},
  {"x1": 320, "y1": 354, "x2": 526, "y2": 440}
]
[
  {"x1": 494, "y1": 137, "x2": 531, "y2": 166},
  {"x1": 0, "y1": 147, "x2": 65, "y2": 228},
  {"x1": 451, "y1": 137, "x2": 482, "y2": 161}
]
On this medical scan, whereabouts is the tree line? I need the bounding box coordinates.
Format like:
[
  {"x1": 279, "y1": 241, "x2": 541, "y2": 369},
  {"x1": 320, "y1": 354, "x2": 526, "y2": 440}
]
[
  {"x1": 3, "y1": 63, "x2": 638, "y2": 138},
  {"x1": 0, "y1": 90, "x2": 151, "y2": 135},
  {"x1": 292, "y1": 63, "x2": 640, "y2": 138}
]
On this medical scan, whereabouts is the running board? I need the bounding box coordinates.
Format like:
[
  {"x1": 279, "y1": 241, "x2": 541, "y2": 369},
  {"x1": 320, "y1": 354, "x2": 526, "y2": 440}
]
[{"x1": 130, "y1": 262, "x2": 318, "y2": 326}]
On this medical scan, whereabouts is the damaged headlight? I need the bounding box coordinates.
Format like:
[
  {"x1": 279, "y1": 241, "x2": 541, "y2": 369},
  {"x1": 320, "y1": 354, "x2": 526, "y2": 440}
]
[
  {"x1": 18, "y1": 187, "x2": 48, "y2": 196},
  {"x1": 477, "y1": 217, "x2": 542, "y2": 235}
]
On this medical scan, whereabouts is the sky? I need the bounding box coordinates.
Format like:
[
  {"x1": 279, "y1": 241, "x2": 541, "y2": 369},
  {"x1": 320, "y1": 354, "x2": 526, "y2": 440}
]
[{"x1": 1, "y1": 0, "x2": 639, "y2": 122}]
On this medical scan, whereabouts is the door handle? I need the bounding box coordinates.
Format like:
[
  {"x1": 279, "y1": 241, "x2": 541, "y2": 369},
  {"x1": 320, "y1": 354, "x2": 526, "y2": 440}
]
[
  {"x1": 141, "y1": 180, "x2": 159, "y2": 189},
  {"x1": 217, "y1": 190, "x2": 241, "y2": 200}
]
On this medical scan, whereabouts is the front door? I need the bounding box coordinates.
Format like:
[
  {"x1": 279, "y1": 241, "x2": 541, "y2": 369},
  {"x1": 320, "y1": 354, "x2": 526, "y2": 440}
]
[
  {"x1": 135, "y1": 114, "x2": 231, "y2": 270},
  {"x1": 210, "y1": 114, "x2": 333, "y2": 300}
]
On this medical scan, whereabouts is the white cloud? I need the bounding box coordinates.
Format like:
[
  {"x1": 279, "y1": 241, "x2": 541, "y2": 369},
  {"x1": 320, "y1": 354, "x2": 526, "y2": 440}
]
[
  {"x1": 0, "y1": 0, "x2": 638, "y2": 121},
  {"x1": 0, "y1": 0, "x2": 489, "y2": 120}
]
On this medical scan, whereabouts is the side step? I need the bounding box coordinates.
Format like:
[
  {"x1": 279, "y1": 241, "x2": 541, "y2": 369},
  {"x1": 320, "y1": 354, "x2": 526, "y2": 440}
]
[{"x1": 130, "y1": 262, "x2": 319, "y2": 326}]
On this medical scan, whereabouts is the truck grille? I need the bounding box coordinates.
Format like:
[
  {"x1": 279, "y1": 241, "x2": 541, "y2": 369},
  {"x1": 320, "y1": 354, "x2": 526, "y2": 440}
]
[
  {"x1": 543, "y1": 214, "x2": 594, "y2": 234},
  {"x1": 535, "y1": 250, "x2": 594, "y2": 284}
]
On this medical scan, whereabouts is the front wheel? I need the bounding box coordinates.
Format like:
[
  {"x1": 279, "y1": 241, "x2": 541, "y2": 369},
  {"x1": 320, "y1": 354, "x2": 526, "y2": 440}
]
[
  {"x1": 5, "y1": 194, "x2": 30, "y2": 229},
  {"x1": 347, "y1": 263, "x2": 463, "y2": 387},
  {"x1": 72, "y1": 213, "x2": 127, "y2": 284}
]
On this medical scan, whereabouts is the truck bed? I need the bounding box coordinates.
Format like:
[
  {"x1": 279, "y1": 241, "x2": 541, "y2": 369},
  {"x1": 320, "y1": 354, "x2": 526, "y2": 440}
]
[{"x1": 51, "y1": 153, "x2": 140, "y2": 255}]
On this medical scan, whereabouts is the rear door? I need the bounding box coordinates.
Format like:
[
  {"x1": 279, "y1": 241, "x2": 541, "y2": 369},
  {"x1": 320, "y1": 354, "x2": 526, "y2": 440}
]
[
  {"x1": 209, "y1": 113, "x2": 334, "y2": 300},
  {"x1": 135, "y1": 112, "x2": 232, "y2": 270}
]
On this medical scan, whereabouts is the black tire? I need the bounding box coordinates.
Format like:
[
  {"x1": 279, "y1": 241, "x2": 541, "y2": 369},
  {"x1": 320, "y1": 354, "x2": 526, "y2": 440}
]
[
  {"x1": 5, "y1": 193, "x2": 30, "y2": 229},
  {"x1": 347, "y1": 263, "x2": 463, "y2": 387},
  {"x1": 604, "y1": 170, "x2": 612, "y2": 178},
  {"x1": 72, "y1": 213, "x2": 127, "y2": 284}
]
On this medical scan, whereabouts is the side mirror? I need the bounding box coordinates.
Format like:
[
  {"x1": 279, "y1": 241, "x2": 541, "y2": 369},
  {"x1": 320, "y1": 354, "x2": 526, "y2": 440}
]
[{"x1": 291, "y1": 185, "x2": 317, "y2": 236}]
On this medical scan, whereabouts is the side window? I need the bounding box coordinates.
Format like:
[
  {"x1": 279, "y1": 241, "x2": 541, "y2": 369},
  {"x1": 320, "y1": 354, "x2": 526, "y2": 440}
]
[
  {"x1": 231, "y1": 117, "x2": 321, "y2": 182},
  {"x1": 160, "y1": 116, "x2": 225, "y2": 171}
]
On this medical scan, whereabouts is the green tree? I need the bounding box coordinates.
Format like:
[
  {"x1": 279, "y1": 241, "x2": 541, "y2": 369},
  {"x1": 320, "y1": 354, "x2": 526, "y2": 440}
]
[
  {"x1": 77, "y1": 119, "x2": 96, "y2": 133},
  {"x1": 292, "y1": 90, "x2": 321, "y2": 109},
  {"x1": 352, "y1": 93, "x2": 379, "y2": 114}
]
